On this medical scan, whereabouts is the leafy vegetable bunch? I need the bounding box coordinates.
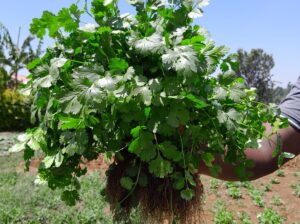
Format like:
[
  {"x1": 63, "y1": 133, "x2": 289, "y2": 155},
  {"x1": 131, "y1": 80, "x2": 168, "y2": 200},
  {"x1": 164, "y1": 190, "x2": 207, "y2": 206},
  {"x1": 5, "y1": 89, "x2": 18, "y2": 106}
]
[{"x1": 16, "y1": 0, "x2": 286, "y2": 205}]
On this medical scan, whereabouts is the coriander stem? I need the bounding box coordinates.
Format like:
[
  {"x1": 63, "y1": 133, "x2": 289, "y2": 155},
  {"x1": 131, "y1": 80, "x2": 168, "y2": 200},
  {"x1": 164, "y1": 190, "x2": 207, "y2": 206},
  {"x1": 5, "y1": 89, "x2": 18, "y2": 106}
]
[{"x1": 119, "y1": 160, "x2": 142, "y2": 204}]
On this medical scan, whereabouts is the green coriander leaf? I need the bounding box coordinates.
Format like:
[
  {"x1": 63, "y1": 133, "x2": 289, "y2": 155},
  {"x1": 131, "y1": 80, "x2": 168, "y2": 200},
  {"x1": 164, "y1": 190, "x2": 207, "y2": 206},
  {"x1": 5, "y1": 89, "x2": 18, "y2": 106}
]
[
  {"x1": 55, "y1": 152, "x2": 64, "y2": 167},
  {"x1": 43, "y1": 156, "x2": 55, "y2": 168},
  {"x1": 120, "y1": 176, "x2": 134, "y2": 190},
  {"x1": 57, "y1": 7, "x2": 79, "y2": 32},
  {"x1": 128, "y1": 131, "x2": 156, "y2": 162},
  {"x1": 59, "y1": 116, "x2": 85, "y2": 130},
  {"x1": 61, "y1": 190, "x2": 80, "y2": 206},
  {"x1": 149, "y1": 155, "x2": 173, "y2": 178},
  {"x1": 131, "y1": 32, "x2": 166, "y2": 55},
  {"x1": 30, "y1": 11, "x2": 58, "y2": 39},
  {"x1": 109, "y1": 58, "x2": 129, "y2": 73},
  {"x1": 139, "y1": 144, "x2": 156, "y2": 162},
  {"x1": 138, "y1": 172, "x2": 148, "y2": 187},
  {"x1": 132, "y1": 86, "x2": 152, "y2": 106},
  {"x1": 183, "y1": 93, "x2": 207, "y2": 109},
  {"x1": 180, "y1": 188, "x2": 195, "y2": 201},
  {"x1": 272, "y1": 138, "x2": 282, "y2": 158},
  {"x1": 162, "y1": 46, "x2": 199, "y2": 76},
  {"x1": 9, "y1": 142, "x2": 27, "y2": 153},
  {"x1": 245, "y1": 138, "x2": 262, "y2": 149},
  {"x1": 201, "y1": 152, "x2": 215, "y2": 167},
  {"x1": 64, "y1": 97, "x2": 82, "y2": 115},
  {"x1": 185, "y1": 171, "x2": 196, "y2": 186},
  {"x1": 281, "y1": 152, "x2": 295, "y2": 159},
  {"x1": 148, "y1": 79, "x2": 162, "y2": 92},
  {"x1": 35, "y1": 75, "x2": 53, "y2": 88},
  {"x1": 128, "y1": 138, "x2": 140, "y2": 153},
  {"x1": 27, "y1": 58, "x2": 42, "y2": 70},
  {"x1": 130, "y1": 126, "x2": 146, "y2": 138},
  {"x1": 173, "y1": 177, "x2": 185, "y2": 190},
  {"x1": 27, "y1": 138, "x2": 41, "y2": 151},
  {"x1": 126, "y1": 167, "x2": 138, "y2": 177},
  {"x1": 167, "y1": 108, "x2": 189, "y2": 128},
  {"x1": 227, "y1": 109, "x2": 242, "y2": 121},
  {"x1": 159, "y1": 141, "x2": 181, "y2": 162},
  {"x1": 144, "y1": 107, "x2": 151, "y2": 119},
  {"x1": 228, "y1": 89, "x2": 246, "y2": 103},
  {"x1": 214, "y1": 86, "x2": 227, "y2": 100},
  {"x1": 104, "y1": 0, "x2": 114, "y2": 6}
]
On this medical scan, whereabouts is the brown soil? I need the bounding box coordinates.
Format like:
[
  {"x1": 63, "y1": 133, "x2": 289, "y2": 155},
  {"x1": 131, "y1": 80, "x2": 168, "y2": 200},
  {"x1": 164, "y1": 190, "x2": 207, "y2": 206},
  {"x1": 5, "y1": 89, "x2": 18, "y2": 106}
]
[
  {"x1": 201, "y1": 156, "x2": 300, "y2": 223},
  {"x1": 16, "y1": 155, "x2": 110, "y2": 175},
  {"x1": 17, "y1": 155, "x2": 300, "y2": 223}
]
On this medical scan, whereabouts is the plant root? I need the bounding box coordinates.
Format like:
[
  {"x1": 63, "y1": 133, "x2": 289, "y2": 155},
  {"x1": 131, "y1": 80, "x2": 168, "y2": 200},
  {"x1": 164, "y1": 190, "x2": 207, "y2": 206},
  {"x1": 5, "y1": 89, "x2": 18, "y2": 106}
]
[{"x1": 105, "y1": 160, "x2": 204, "y2": 224}]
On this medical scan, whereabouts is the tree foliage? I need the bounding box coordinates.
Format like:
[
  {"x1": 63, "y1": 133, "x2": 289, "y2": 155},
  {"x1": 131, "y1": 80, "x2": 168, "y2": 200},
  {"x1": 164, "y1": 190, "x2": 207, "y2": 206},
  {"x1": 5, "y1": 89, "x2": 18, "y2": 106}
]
[
  {"x1": 236, "y1": 49, "x2": 275, "y2": 103},
  {"x1": 0, "y1": 22, "x2": 42, "y2": 88},
  {"x1": 0, "y1": 88, "x2": 32, "y2": 131},
  {"x1": 0, "y1": 67, "x2": 8, "y2": 91},
  {"x1": 12, "y1": 0, "x2": 287, "y2": 210},
  {"x1": 272, "y1": 82, "x2": 293, "y2": 104}
]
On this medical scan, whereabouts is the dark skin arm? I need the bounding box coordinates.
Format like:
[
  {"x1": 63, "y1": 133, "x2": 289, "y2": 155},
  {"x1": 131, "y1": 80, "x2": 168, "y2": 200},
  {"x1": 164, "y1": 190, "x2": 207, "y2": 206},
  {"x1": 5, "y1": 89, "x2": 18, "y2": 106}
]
[{"x1": 198, "y1": 123, "x2": 300, "y2": 181}]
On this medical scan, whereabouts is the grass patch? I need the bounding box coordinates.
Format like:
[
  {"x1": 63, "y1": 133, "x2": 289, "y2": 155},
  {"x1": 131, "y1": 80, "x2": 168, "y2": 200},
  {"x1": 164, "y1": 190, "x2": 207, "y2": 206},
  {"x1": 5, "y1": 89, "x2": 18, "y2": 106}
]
[{"x1": 0, "y1": 153, "x2": 113, "y2": 223}]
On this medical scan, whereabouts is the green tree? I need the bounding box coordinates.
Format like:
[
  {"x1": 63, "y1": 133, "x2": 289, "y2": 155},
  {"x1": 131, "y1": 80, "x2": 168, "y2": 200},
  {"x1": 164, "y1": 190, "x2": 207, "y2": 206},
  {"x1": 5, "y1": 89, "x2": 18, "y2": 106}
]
[
  {"x1": 0, "y1": 22, "x2": 42, "y2": 88},
  {"x1": 0, "y1": 67, "x2": 8, "y2": 91},
  {"x1": 272, "y1": 82, "x2": 293, "y2": 104},
  {"x1": 0, "y1": 23, "x2": 8, "y2": 90},
  {"x1": 236, "y1": 49, "x2": 275, "y2": 103}
]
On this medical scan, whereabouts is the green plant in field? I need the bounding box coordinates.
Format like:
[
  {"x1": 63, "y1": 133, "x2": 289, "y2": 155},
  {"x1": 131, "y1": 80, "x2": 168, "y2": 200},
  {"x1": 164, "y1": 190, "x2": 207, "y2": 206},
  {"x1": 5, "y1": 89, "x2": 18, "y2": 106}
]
[
  {"x1": 214, "y1": 200, "x2": 236, "y2": 224},
  {"x1": 257, "y1": 208, "x2": 284, "y2": 224},
  {"x1": 290, "y1": 182, "x2": 300, "y2": 197},
  {"x1": 276, "y1": 169, "x2": 285, "y2": 177},
  {"x1": 225, "y1": 182, "x2": 242, "y2": 199},
  {"x1": 228, "y1": 186, "x2": 242, "y2": 199},
  {"x1": 270, "y1": 178, "x2": 280, "y2": 184},
  {"x1": 0, "y1": 159, "x2": 114, "y2": 224},
  {"x1": 9, "y1": 0, "x2": 289, "y2": 221},
  {"x1": 241, "y1": 181, "x2": 253, "y2": 190},
  {"x1": 248, "y1": 188, "x2": 264, "y2": 207},
  {"x1": 239, "y1": 212, "x2": 252, "y2": 224},
  {"x1": 209, "y1": 178, "x2": 220, "y2": 190},
  {"x1": 271, "y1": 195, "x2": 283, "y2": 206},
  {"x1": 293, "y1": 172, "x2": 300, "y2": 178},
  {"x1": 263, "y1": 183, "x2": 272, "y2": 192},
  {"x1": 0, "y1": 172, "x2": 18, "y2": 187}
]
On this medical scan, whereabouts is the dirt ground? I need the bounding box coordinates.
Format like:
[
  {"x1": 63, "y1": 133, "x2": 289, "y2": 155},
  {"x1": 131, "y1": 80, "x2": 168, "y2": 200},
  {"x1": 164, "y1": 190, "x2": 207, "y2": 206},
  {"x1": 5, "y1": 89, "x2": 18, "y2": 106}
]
[{"x1": 200, "y1": 156, "x2": 300, "y2": 223}]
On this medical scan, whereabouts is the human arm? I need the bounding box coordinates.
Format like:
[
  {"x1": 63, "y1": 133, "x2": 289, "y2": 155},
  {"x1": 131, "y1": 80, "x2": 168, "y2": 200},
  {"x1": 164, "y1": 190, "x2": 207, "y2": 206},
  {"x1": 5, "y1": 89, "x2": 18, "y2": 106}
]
[{"x1": 198, "y1": 123, "x2": 300, "y2": 181}]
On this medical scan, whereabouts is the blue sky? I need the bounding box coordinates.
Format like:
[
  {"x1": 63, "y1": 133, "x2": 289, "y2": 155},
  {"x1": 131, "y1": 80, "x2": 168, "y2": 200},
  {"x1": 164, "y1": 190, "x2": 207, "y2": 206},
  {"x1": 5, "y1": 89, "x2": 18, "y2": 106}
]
[{"x1": 1, "y1": 0, "x2": 300, "y2": 86}]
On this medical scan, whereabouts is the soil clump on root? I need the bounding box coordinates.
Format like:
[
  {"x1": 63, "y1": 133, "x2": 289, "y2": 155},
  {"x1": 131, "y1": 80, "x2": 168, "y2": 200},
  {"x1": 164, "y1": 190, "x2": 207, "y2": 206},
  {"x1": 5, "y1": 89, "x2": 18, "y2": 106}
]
[{"x1": 105, "y1": 159, "x2": 203, "y2": 224}]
